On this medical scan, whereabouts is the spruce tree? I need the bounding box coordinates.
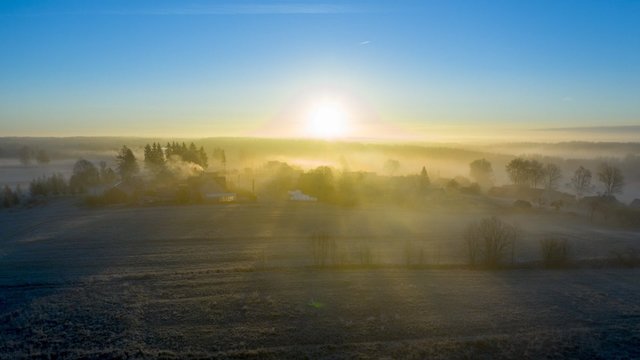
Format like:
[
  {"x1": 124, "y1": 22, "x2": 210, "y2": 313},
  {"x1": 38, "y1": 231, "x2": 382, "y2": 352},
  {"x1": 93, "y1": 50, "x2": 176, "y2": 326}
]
[{"x1": 115, "y1": 146, "x2": 139, "y2": 180}]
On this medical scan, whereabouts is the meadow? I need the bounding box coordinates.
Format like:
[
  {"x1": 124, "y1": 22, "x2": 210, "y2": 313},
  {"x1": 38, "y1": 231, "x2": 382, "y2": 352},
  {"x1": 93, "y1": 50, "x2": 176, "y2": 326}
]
[
  {"x1": 1, "y1": 198, "x2": 639, "y2": 358},
  {"x1": 3, "y1": 1, "x2": 640, "y2": 357}
]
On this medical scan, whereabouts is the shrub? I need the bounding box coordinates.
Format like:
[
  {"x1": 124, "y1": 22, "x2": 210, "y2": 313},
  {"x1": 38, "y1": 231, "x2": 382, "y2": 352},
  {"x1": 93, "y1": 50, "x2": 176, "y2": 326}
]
[
  {"x1": 404, "y1": 240, "x2": 426, "y2": 267},
  {"x1": 311, "y1": 231, "x2": 336, "y2": 267},
  {"x1": 460, "y1": 183, "x2": 482, "y2": 195},
  {"x1": 357, "y1": 243, "x2": 373, "y2": 266},
  {"x1": 513, "y1": 199, "x2": 532, "y2": 209},
  {"x1": 30, "y1": 173, "x2": 69, "y2": 197},
  {"x1": 612, "y1": 207, "x2": 640, "y2": 227},
  {"x1": 550, "y1": 199, "x2": 564, "y2": 211},
  {"x1": 83, "y1": 195, "x2": 105, "y2": 207},
  {"x1": 540, "y1": 237, "x2": 570, "y2": 268},
  {"x1": 102, "y1": 188, "x2": 129, "y2": 204},
  {"x1": 464, "y1": 217, "x2": 519, "y2": 268},
  {"x1": 2, "y1": 185, "x2": 20, "y2": 208},
  {"x1": 610, "y1": 247, "x2": 639, "y2": 267},
  {"x1": 176, "y1": 186, "x2": 191, "y2": 204}
]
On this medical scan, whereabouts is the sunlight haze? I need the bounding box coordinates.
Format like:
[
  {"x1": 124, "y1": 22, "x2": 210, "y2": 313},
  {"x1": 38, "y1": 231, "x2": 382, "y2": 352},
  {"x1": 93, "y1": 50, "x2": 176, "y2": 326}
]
[
  {"x1": 2, "y1": 2, "x2": 640, "y2": 358},
  {"x1": 1, "y1": 0, "x2": 639, "y2": 140}
]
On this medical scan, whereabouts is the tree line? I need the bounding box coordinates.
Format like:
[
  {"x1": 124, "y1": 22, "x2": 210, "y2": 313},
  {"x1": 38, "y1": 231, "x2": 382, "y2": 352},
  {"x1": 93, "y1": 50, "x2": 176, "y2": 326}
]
[
  {"x1": 145, "y1": 142, "x2": 210, "y2": 172},
  {"x1": 17, "y1": 146, "x2": 51, "y2": 165},
  {"x1": 504, "y1": 157, "x2": 624, "y2": 197},
  {"x1": 24, "y1": 142, "x2": 220, "y2": 199},
  {"x1": 1, "y1": 145, "x2": 629, "y2": 210}
]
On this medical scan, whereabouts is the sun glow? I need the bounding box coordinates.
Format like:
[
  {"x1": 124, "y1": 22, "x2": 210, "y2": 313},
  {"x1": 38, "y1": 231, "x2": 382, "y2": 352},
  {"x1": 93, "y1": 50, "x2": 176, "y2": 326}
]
[{"x1": 306, "y1": 101, "x2": 350, "y2": 139}]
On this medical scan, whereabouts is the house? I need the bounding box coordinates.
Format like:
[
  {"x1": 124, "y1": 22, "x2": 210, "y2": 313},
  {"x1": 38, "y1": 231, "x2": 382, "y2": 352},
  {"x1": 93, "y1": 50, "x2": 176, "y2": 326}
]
[
  {"x1": 85, "y1": 181, "x2": 138, "y2": 204},
  {"x1": 488, "y1": 185, "x2": 574, "y2": 205},
  {"x1": 110, "y1": 181, "x2": 138, "y2": 198},
  {"x1": 86, "y1": 184, "x2": 110, "y2": 197},
  {"x1": 288, "y1": 190, "x2": 317, "y2": 202},
  {"x1": 190, "y1": 173, "x2": 236, "y2": 203},
  {"x1": 200, "y1": 180, "x2": 236, "y2": 202},
  {"x1": 86, "y1": 181, "x2": 137, "y2": 198}
]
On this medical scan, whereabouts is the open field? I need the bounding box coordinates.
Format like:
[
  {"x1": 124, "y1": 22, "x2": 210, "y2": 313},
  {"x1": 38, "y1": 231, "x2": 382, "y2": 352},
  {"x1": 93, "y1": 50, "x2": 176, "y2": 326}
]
[
  {"x1": 0, "y1": 159, "x2": 78, "y2": 190},
  {"x1": 1, "y1": 200, "x2": 639, "y2": 358},
  {"x1": 4, "y1": 0, "x2": 640, "y2": 357}
]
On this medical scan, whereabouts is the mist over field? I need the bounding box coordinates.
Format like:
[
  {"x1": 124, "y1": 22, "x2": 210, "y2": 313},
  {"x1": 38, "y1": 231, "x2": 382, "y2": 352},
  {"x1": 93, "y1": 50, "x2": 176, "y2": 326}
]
[
  {"x1": 2, "y1": 0, "x2": 640, "y2": 358},
  {"x1": 2, "y1": 136, "x2": 640, "y2": 358},
  {"x1": 3, "y1": 136, "x2": 640, "y2": 199}
]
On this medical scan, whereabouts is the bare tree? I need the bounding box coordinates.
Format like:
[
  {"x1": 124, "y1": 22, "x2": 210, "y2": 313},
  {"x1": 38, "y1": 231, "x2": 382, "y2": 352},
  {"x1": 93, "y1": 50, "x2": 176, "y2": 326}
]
[
  {"x1": 69, "y1": 159, "x2": 99, "y2": 193},
  {"x1": 212, "y1": 148, "x2": 226, "y2": 171},
  {"x1": 18, "y1": 146, "x2": 32, "y2": 166},
  {"x1": 570, "y1": 166, "x2": 592, "y2": 198},
  {"x1": 529, "y1": 160, "x2": 545, "y2": 188},
  {"x1": 505, "y1": 158, "x2": 544, "y2": 188},
  {"x1": 469, "y1": 158, "x2": 493, "y2": 186},
  {"x1": 542, "y1": 163, "x2": 562, "y2": 190},
  {"x1": 35, "y1": 149, "x2": 51, "y2": 164},
  {"x1": 506, "y1": 158, "x2": 529, "y2": 186},
  {"x1": 464, "y1": 217, "x2": 519, "y2": 268},
  {"x1": 540, "y1": 237, "x2": 570, "y2": 268},
  {"x1": 311, "y1": 231, "x2": 336, "y2": 267},
  {"x1": 597, "y1": 162, "x2": 624, "y2": 197},
  {"x1": 384, "y1": 159, "x2": 400, "y2": 176},
  {"x1": 99, "y1": 161, "x2": 117, "y2": 184}
]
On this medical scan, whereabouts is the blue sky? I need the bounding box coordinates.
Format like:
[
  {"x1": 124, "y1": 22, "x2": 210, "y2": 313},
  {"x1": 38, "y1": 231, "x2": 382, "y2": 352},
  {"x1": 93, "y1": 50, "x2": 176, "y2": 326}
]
[{"x1": 1, "y1": 0, "x2": 639, "y2": 138}]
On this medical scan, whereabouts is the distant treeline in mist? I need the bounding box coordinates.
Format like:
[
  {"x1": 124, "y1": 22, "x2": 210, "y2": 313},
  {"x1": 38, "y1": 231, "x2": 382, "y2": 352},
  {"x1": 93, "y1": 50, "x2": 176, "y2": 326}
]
[{"x1": 2, "y1": 137, "x2": 640, "y2": 200}]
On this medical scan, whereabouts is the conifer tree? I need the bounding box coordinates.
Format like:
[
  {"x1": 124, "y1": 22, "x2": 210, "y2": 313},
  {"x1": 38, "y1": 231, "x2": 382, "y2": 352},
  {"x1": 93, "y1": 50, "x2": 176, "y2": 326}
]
[{"x1": 115, "y1": 146, "x2": 139, "y2": 180}]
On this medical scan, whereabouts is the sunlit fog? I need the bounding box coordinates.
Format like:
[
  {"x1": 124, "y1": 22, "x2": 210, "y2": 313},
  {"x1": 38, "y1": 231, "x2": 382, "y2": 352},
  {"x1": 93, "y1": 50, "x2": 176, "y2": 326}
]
[{"x1": 1, "y1": 1, "x2": 639, "y2": 358}]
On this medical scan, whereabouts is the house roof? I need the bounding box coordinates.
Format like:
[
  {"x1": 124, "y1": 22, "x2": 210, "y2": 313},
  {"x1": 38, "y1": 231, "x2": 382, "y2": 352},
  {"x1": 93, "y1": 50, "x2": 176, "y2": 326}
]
[{"x1": 200, "y1": 180, "x2": 226, "y2": 194}]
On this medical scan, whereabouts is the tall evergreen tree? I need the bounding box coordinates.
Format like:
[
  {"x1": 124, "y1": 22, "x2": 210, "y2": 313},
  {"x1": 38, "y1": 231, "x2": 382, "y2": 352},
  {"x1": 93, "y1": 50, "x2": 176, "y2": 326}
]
[
  {"x1": 115, "y1": 145, "x2": 139, "y2": 180},
  {"x1": 144, "y1": 144, "x2": 153, "y2": 167},
  {"x1": 213, "y1": 148, "x2": 226, "y2": 170},
  {"x1": 198, "y1": 146, "x2": 208, "y2": 168},
  {"x1": 420, "y1": 166, "x2": 430, "y2": 188}
]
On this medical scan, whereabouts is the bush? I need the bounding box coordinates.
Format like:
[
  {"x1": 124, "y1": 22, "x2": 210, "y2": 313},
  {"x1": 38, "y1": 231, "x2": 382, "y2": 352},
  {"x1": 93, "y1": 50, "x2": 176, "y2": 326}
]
[
  {"x1": 311, "y1": 231, "x2": 336, "y2": 267},
  {"x1": 540, "y1": 237, "x2": 570, "y2": 268},
  {"x1": 356, "y1": 243, "x2": 373, "y2": 266},
  {"x1": 612, "y1": 207, "x2": 640, "y2": 227},
  {"x1": 29, "y1": 173, "x2": 68, "y2": 197},
  {"x1": 2, "y1": 185, "x2": 20, "y2": 208},
  {"x1": 404, "y1": 240, "x2": 426, "y2": 267},
  {"x1": 176, "y1": 186, "x2": 191, "y2": 204},
  {"x1": 513, "y1": 199, "x2": 532, "y2": 209},
  {"x1": 610, "y1": 247, "x2": 640, "y2": 267},
  {"x1": 460, "y1": 183, "x2": 481, "y2": 195},
  {"x1": 102, "y1": 188, "x2": 129, "y2": 204},
  {"x1": 464, "y1": 217, "x2": 519, "y2": 268},
  {"x1": 550, "y1": 199, "x2": 564, "y2": 211}
]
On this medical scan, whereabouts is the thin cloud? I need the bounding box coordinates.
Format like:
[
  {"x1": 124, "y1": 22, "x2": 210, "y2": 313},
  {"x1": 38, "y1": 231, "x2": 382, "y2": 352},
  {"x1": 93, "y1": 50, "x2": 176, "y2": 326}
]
[
  {"x1": 359, "y1": 40, "x2": 372, "y2": 45},
  {"x1": 137, "y1": 4, "x2": 358, "y2": 15},
  {"x1": 537, "y1": 125, "x2": 640, "y2": 132},
  {"x1": 3, "y1": 3, "x2": 361, "y2": 17}
]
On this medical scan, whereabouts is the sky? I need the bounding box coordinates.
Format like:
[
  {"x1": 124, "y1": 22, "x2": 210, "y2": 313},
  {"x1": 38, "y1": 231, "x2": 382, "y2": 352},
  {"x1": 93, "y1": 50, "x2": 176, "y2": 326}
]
[{"x1": 0, "y1": 0, "x2": 639, "y2": 140}]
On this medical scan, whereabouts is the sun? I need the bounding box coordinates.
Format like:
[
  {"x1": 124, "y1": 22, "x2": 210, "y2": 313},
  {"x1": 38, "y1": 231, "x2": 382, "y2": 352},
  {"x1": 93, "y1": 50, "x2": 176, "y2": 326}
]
[{"x1": 306, "y1": 101, "x2": 350, "y2": 139}]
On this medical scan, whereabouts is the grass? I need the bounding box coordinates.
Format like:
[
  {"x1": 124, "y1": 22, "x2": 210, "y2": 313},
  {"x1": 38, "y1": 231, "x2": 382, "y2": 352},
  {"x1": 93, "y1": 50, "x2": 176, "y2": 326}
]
[{"x1": 2, "y1": 201, "x2": 640, "y2": 358}]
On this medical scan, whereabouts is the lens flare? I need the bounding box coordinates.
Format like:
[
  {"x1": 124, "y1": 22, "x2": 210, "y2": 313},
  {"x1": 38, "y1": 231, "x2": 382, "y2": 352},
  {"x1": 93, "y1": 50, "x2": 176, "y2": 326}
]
[{"x1": 306, "y1": 101, "x2": 349, "y2": 138}]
